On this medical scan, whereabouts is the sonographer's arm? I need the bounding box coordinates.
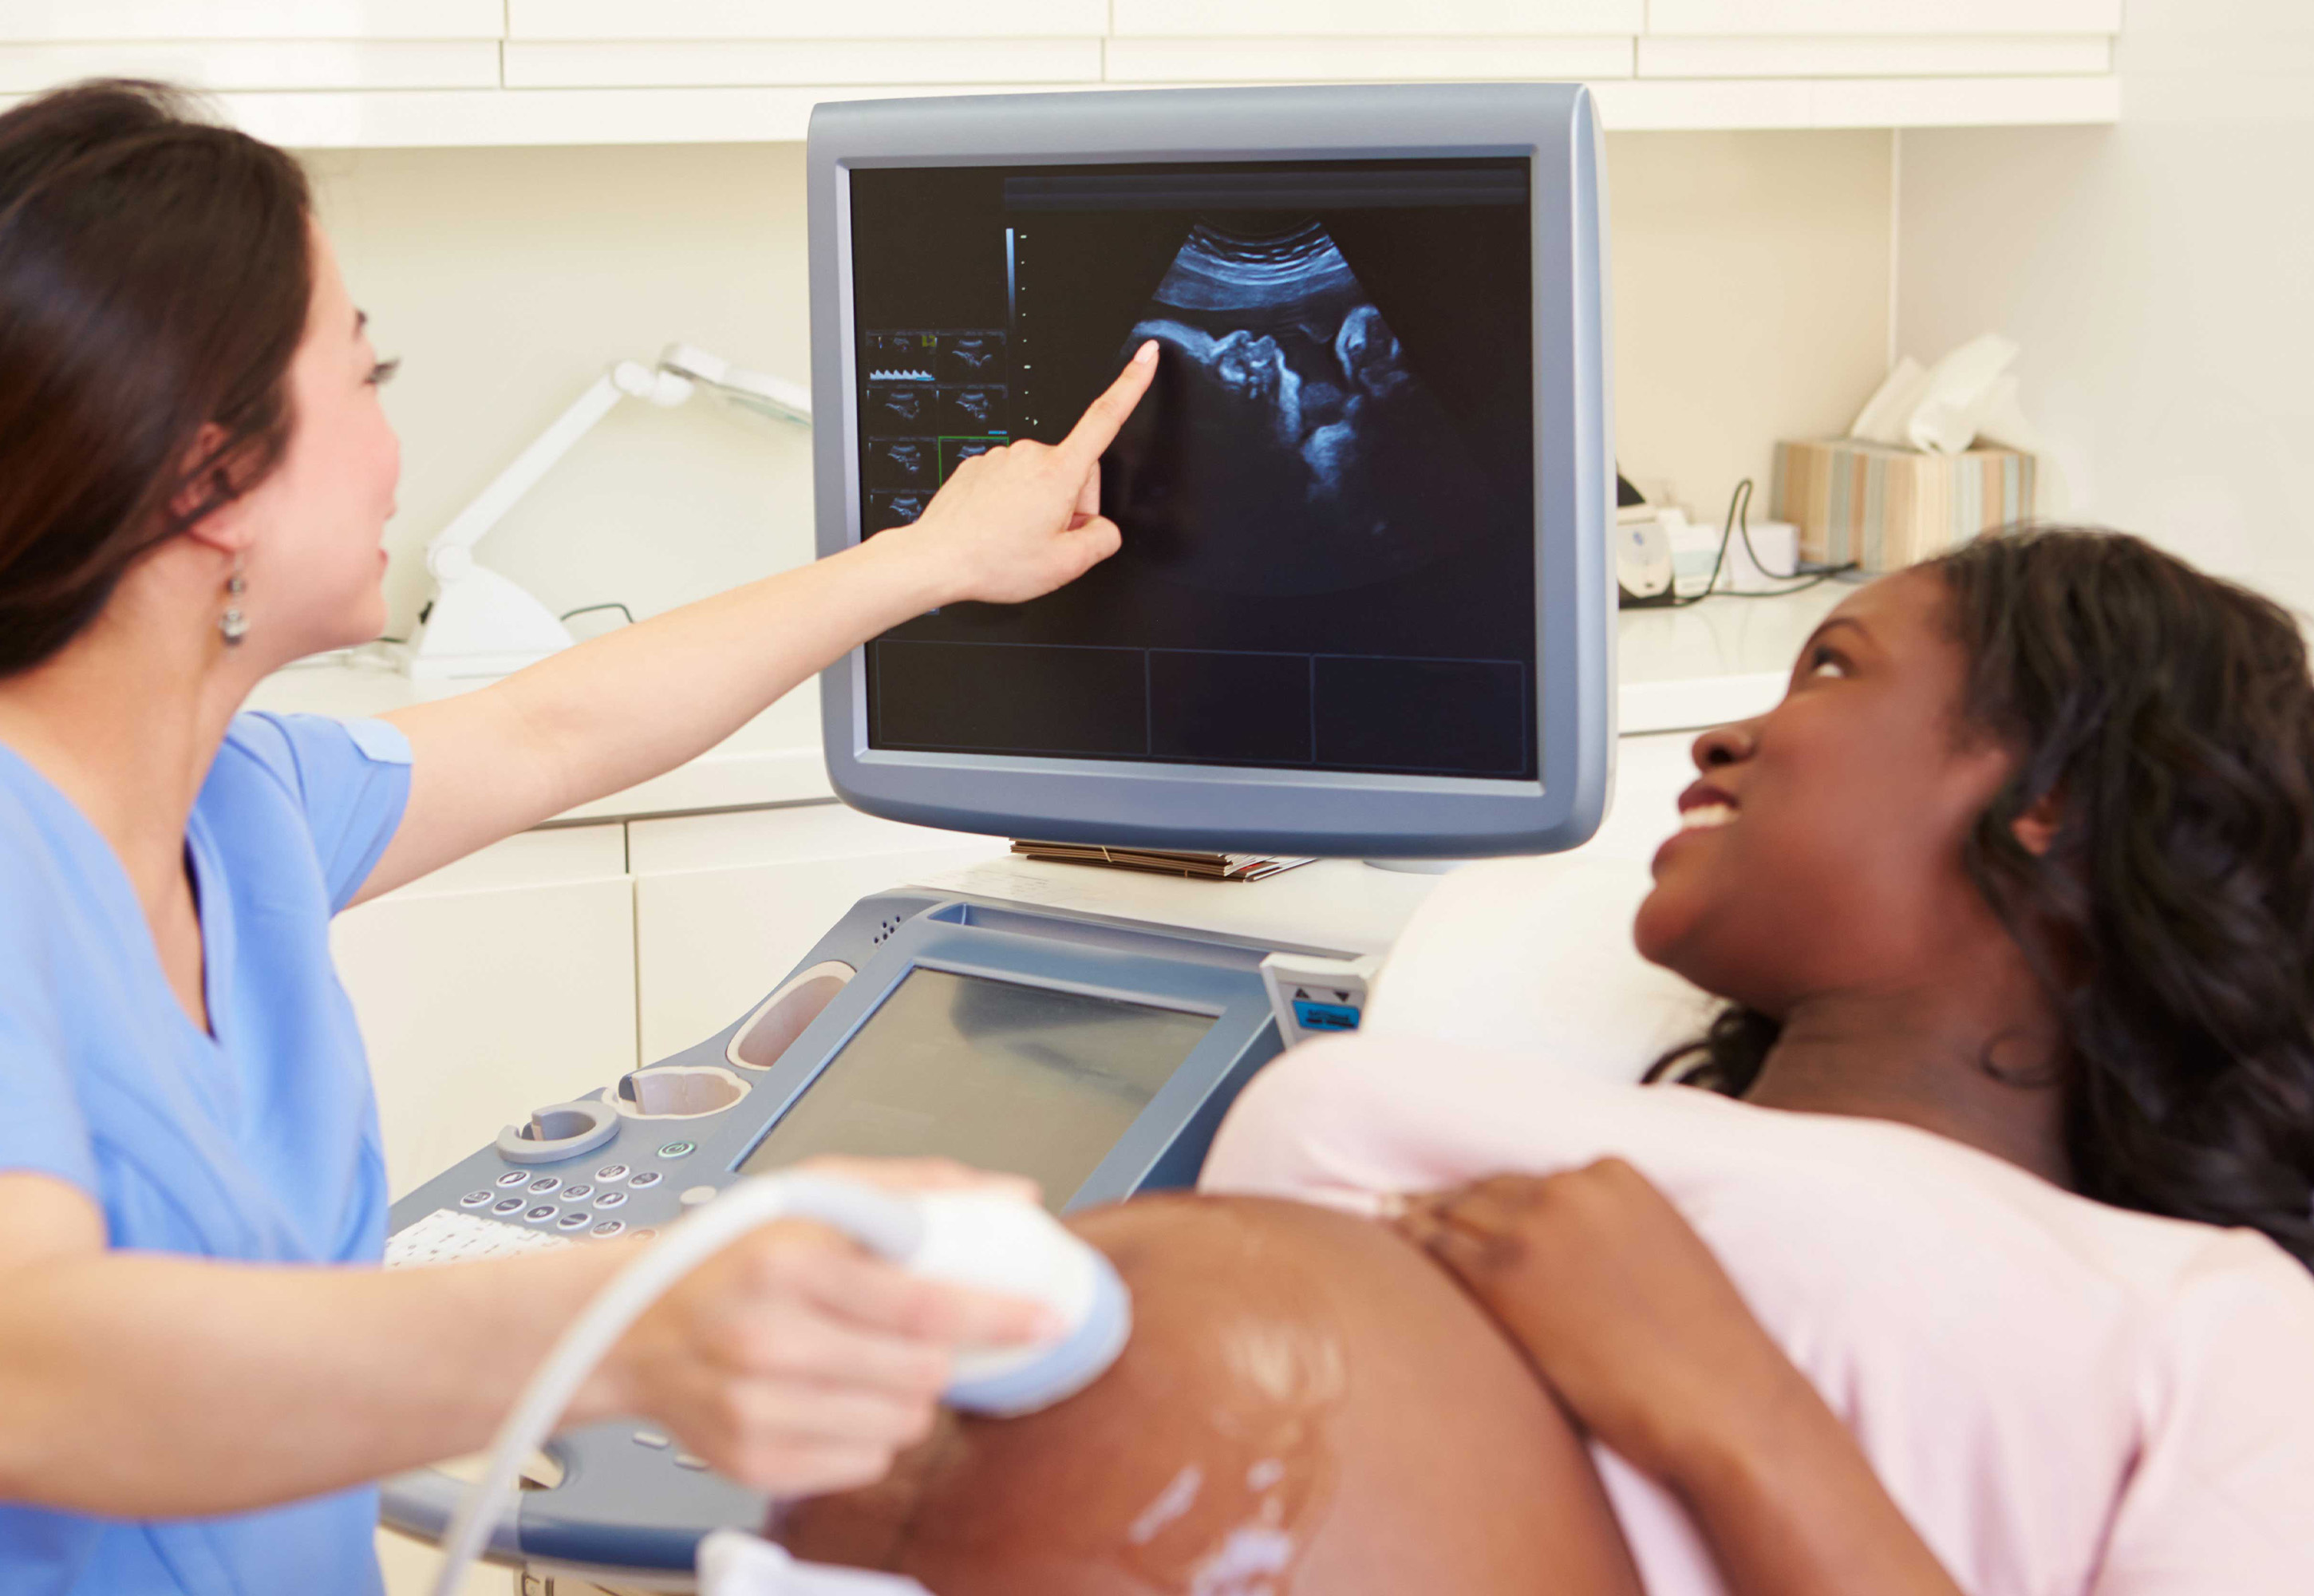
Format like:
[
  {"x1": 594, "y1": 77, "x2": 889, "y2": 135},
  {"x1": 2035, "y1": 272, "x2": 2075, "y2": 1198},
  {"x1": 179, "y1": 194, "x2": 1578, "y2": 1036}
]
[
  {"x1": 356, "y1": 343, "x2": 1157, "y2": 904},
  {"x1": 0, "y1": 1168, "x2": 1047, "y2": 1516}
]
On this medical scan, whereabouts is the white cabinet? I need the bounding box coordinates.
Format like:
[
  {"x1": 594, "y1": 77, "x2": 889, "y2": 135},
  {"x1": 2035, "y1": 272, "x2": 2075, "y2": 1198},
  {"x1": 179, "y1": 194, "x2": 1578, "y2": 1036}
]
[
  {"x1": 1108, "y1": 0, "x2": 1645, "y2": 34},
  {"x1": 330, "y1": 800, "x2": 1007, "y2": 1191},
  {"x1": 1643, "y1": 1, "x2": 2122, "y2": 34},
  {"x1": 333, "y1": 824, "x2": 638, "y2": 1199},
  {"x1": 630, "y1": 804, "x2": 1008, "y2": 1061},
  {"x1": 0, "y1": 41, "x2": 498, "y2": 93},
  {"x1": 0, "y1": 1, "x2": 2123, "y2": 143},
  {"x1": 377, "y1": 1527, "x2": 508, "y2": 1596},
  {"x1": 503, "y1": 38, "x2": 1100, "y2": 89},
  {"x1": 0, "y1": 2, "x2": 501, "y2": 40},
  {"x1": 507, "y1": 0, "x2": 1109, "y2": 38},
  {"x1": 1105, "y1": 36, "x2": 1636, "y2": 85}
]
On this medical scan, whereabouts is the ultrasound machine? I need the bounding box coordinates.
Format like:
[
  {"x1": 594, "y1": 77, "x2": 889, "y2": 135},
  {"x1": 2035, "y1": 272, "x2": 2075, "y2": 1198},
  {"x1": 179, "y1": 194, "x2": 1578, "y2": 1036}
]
[{"x1": 382, "y1": 79, "x2": 1614, "y2": 1590}]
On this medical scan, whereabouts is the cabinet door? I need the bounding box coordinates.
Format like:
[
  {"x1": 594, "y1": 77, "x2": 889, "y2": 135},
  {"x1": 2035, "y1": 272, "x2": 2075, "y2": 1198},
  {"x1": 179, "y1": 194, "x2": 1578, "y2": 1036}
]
[
  {"x1": 376, "y1": 1528, "x2": 509, "y2": 1596},
  {"x1": 0, "y1": 2, "x2": 503, "y2": 39},
  {"x1": 333, "y1": 825, "x2": 638, "y2": 1199},
  {"x1": 632, "y1": 804, "x2": 1008, "y2": 1061}
]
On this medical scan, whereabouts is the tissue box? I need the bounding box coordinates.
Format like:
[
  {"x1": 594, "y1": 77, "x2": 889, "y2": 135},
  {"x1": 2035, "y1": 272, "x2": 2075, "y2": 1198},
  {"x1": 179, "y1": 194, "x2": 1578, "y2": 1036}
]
[{"x1": 1772, "y1": 438, "x2": 2036, "y2": 574}]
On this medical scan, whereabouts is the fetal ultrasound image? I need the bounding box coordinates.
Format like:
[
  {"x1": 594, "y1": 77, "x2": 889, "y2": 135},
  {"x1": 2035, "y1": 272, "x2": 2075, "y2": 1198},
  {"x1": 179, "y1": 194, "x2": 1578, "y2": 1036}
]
[
  {"x1": 869, "y1": 438, "x2": 935, "y2": 488},
  {"x1": 864, "y1": 384, "x2": 930, "y2": 434},
  {"x1": 1106, "y1": 218, "x2": 1493, "y2": 597},
  {"x1": 939, "y1": 386, "x2": 1004, "y2": 433},
  {"x1": 940, "y1": 332, "x2": 1005, "y2": 382},
  {"x1": 868, "y1": 490, "x2": 932, "y2": 532}
]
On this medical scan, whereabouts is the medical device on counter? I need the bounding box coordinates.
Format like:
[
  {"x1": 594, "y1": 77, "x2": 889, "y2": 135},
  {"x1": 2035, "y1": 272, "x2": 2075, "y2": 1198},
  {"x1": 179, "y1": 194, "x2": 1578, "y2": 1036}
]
[
  {"x1": 428, "y1": 1174, "x2": 1128, "y2": 1596},
  {"x1": 1261, "y1": 950, "x2": 1384, "y2": 1044},
  {"x1": 384, "y1": 888, "x2": 1294, "y2": 1582},
  {"x1": 406, "y1": 344, "x2": 811, "y2": 681},
  {"x1": 389, "y1": 78, "x2": 1615, "y2": 1589},
  {"x1": 811, "y1": 81, "x2": 1614, "y2": 859}
]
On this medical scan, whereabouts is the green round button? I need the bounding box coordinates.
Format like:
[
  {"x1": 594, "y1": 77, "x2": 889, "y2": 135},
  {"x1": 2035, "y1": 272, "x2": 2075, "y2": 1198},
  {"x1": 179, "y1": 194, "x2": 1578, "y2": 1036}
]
[{"x1": 657, "y1": 1140, "x2": 696, "y2": 1159}]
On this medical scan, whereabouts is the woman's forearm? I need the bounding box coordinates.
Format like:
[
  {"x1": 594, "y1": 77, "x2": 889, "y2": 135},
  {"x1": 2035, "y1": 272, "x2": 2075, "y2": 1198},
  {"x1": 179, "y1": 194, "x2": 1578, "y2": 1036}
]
[
  {"x1": 489, "y1": 527, "x2": 957, "y2": 820},
  {"x1": 1668, "y1": 1373, "x2": 1966, "y2": 1596},
  {"x1": 367, "y1": 358, "x2": 1151, "y2": 899},
  {"x1": 0, "y1": 1240, "x2": 638, "y2": 1517},
  {"x1": 366, "y1": 528, "x2": 961, "y2": 900},
  {"x1": 480, "y1": 350, "x2": 1153, "y2": 820}
]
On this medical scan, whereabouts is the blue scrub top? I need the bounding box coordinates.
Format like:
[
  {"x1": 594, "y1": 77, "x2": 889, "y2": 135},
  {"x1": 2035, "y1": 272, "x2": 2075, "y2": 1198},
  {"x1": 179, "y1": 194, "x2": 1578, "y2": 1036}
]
[{"x1": 0, "y1": 711, "x2": 413, "y2": 1596}]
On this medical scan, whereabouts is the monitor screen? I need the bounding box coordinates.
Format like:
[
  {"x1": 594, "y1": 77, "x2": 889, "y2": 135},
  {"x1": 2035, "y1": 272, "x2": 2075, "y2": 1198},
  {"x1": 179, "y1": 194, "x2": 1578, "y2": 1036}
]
[
  {"x1": 849, "y1": 157, "x2": 1536, "y2": 782},
  {"x1": 737, "y1": 968, "x2": 1215, "y2": 1209}
]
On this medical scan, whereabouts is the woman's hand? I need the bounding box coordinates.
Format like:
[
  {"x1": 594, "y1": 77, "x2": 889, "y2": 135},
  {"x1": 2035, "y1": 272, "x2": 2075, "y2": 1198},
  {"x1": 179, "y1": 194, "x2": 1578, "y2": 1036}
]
[
  {"x1": 363, "y1": 345, "x2": 1159, "y2": 899},
  {"x1": 892, "y1": 340, "x2": 1158, "y2": 606},
  {"x1": 1396, "y1": 1161, "x2": 1967, "y2": 1596},
  {"x1": 1394, "y1": 1160, "x2": 1806, "y2": 1490},
  {"x1": 596, "y1": 1159, "x2": 1058, "y2": 1497}
]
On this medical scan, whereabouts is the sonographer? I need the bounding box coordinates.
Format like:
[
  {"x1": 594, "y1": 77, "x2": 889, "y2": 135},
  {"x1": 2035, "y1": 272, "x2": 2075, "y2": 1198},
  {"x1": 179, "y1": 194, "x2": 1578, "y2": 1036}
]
[{"x1": 0, "y1": 82, "x2": 1156, "y2": 1594}]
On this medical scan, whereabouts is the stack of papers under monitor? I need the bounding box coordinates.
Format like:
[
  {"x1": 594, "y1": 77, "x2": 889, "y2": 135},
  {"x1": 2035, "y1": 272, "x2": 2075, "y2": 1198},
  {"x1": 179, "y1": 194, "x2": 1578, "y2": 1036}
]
[{"x1": 1009, "y1": 839, "x2": 1317, "y2": 883}]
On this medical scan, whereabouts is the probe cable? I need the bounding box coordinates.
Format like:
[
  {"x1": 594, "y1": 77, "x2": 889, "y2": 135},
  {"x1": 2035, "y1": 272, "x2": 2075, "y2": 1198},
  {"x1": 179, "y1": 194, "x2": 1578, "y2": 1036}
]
[
  {"x1": 1669, "y1": 477, "x2": 1859, "y2": 607},
  {"x1": 429, "y1": 1175, "x2": 926, "y2": 1596}
]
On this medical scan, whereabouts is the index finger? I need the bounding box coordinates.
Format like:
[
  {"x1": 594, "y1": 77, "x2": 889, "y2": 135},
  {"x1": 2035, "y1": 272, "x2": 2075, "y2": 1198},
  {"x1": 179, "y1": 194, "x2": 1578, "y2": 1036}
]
[{"x1": 1054, "y1": 340, "x2": 1159, "y2": 473}]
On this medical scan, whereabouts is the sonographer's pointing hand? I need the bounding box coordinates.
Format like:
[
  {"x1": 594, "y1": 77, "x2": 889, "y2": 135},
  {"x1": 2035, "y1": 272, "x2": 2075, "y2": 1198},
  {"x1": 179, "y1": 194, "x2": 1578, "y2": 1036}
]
[{"x1": 896, "y1": 339, "x2": 1157, "y2": 606}]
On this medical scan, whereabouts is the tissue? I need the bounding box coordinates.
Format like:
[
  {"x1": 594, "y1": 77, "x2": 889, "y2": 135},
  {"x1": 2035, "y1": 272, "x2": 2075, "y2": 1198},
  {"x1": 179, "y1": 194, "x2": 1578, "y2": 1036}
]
[{"x1": 1847, "y1": 333, "x2": 2067, "y2": 516}]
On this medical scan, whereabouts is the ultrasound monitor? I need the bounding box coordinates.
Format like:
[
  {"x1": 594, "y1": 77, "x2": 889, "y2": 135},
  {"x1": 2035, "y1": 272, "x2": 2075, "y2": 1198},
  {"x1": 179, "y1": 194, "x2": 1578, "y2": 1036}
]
[{"x1": 808, "y1": 84, "x2": 1613, "y2": 858}]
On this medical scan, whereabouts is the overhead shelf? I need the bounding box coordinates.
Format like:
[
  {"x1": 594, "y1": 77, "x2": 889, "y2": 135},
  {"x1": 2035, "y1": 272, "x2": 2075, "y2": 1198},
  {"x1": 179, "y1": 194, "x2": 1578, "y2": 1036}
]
[
  {"x1": 148, "y1": 73, "x2": 2115, "y2": 151},
  {"x1": 0, "y1": 4, "x2": 2123, "y2": 148}
]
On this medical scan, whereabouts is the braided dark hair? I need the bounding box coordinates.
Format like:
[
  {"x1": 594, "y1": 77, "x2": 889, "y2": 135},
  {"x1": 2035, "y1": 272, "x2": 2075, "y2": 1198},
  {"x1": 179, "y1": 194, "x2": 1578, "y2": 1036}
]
[{"x1": 1653, "y1": 527, "x2": 2314, "y2": 1269}]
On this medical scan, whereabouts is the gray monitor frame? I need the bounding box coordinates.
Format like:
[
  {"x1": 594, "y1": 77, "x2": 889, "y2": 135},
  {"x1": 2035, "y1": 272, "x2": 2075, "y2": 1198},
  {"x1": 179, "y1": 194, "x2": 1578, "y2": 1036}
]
[{"x1": 808, "y1": 83, "x2": 1616, "y2": 859}]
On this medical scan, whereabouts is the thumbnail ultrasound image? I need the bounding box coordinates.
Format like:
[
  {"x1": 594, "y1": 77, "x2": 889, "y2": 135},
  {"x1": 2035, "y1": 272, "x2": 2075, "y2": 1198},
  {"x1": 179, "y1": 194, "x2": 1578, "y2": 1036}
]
[
  {"x1": 868, "y1": 490, "x2": 932, "y2": 533},
  {"x1": 855, "y1": 325, "x2": 1010, "y2": 523},
  {"x1": 939, "y1": 386, "x2": 1004, "y2": 433},
  {"x1": 868, "y1": 438, "x2": 935, "y2": 488},
  {"x1": 865, "y1": 334, "x2": 937, "y2": 381},
  {"x1": 1108, "y1": 219, "x2": 1493, "y2": 597},
  {"x1": 863, "y1": 384, "x2": 929, "y2": 434},
  {"x1": 941, "y1": 332, "x2": 1005, "y2": 381}
]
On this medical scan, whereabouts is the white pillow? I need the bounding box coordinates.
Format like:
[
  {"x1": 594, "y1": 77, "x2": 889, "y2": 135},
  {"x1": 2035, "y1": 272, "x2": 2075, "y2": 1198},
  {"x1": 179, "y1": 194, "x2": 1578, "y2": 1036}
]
[{"x1": 1365, "y1": 853, "x2": 1717, "y2": 1084}]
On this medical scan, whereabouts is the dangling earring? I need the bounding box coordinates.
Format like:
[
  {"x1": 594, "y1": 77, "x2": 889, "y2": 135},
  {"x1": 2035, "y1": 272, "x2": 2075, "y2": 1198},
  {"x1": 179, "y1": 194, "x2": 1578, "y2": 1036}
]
[{"x1": 219, "y1": 554, "x2": 248, "y2": 646}]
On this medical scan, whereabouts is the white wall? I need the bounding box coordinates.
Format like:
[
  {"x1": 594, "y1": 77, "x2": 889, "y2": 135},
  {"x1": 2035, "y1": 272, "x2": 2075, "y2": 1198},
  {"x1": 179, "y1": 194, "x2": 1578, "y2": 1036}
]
[
  {"x1": 1607, "y1": 129, "x2": 1891, "y2": 523},
  {"x1": 1896, "y1": 0, "x2": 2314, "y2": 606},
  {"x1": 306, "y1": 142, "x2": 817, "y2": 639},
  {"x1": 308, "y1": 129, "x2": 1893, "y2": 642}
]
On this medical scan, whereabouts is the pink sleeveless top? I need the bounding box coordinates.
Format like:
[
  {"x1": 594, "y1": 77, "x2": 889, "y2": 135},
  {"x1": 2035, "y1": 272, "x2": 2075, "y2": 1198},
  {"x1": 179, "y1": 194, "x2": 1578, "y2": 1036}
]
[{"x1": 1201, "y1": 1033, "x2": 2314, "y2": 1596}]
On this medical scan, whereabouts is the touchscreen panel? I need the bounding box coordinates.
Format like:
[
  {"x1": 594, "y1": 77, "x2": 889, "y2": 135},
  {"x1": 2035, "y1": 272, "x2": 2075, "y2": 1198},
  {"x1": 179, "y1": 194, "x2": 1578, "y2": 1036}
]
[
  {"x1": 850, "y1": 158, "x2": 1535, "y2": 781},
  {"x1": 738, "y1": 969, "x2": 1215, "y2": 1210}
]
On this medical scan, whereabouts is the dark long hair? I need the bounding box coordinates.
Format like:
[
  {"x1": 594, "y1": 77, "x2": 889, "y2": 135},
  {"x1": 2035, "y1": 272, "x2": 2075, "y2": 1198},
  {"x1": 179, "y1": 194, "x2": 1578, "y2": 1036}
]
[
  {"x1": 0, "y1": 80, "x2": 311, "y2": 675},
  {"x1": 1654, "y1": 528, "x2": 2314, "y2": 1270}
]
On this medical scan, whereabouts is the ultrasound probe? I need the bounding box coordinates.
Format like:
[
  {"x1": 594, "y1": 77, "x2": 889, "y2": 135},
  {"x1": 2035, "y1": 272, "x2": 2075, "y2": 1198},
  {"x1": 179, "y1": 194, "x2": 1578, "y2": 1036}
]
[{"x1": 428, "y1": 1175, "x2": 1131, "y2": 1596}]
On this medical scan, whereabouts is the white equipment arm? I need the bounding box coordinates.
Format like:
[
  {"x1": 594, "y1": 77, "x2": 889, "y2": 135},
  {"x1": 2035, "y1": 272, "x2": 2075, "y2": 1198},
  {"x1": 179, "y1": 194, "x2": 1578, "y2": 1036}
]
[
  {"x1": 405, "y1": 346, "x2": 808, "y2": 681},
  {"x1": 424, "y1": 361, "x2": 693, "y2": 583}
]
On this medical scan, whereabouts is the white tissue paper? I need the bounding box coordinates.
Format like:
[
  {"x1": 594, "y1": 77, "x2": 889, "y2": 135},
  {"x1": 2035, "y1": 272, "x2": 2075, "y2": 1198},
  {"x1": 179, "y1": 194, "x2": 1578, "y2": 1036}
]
[
  {"x1": 1847, "y1": 333, "x2": 2067, "y2": 516},
  {"x1": 697, "y1": 1530, "x2": 937, "y2": 1596}
]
